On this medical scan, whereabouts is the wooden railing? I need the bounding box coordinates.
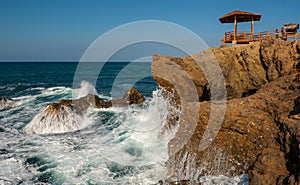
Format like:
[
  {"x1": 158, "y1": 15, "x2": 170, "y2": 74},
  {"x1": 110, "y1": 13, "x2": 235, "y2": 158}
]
[{"x1": 222, "y1": 31, "x2": 298, "y2": 43}]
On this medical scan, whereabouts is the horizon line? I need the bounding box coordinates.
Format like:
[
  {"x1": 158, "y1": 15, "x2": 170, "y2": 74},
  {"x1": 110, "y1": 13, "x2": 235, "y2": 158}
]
[{"x1": 0, "y1": 60, "x2": 153, "y2": 62}]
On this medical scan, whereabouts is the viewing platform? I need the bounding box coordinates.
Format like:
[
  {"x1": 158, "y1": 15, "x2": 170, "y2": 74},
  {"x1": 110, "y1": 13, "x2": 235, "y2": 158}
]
[
  {"x1": 219, "y1": 10, "x2": 299, "y2": 45},
  {"x1": 222, "y1": 31, "x2": 277, "y2": 44}
]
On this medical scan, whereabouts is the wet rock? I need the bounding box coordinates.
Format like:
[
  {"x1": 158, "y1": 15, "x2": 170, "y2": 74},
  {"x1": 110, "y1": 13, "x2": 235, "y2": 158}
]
[{"x1": 124, "y1": 88, "x2": 145, "y2": 105}]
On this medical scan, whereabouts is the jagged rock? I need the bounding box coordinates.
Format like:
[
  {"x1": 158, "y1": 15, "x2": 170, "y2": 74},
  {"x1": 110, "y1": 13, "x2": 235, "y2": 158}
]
[
  {"x1": 23, "y1": 88, "x2": 145, "y2": 134},
  {"x1": 124, "y1": 88, "x2": 145, "y2": 105},
  {"x1": 152, "y1": 39, "x2": 300, "y2": 184},
  {"x1": 108, "y1": 88, "x2": 145, "y2": 107},
  {"x1": 0, "y1": 96, "x2": 13, "y2": 108}
]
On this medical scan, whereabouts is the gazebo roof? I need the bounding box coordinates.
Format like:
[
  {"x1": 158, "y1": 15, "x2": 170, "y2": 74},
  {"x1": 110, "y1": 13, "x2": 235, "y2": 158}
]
[{"x1": 219, "y1": 10, "x2": 261, "y2": 23}]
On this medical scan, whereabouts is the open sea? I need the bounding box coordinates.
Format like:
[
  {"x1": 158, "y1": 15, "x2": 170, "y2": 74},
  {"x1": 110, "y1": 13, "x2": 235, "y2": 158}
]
[{"x1": 0, "y1": 62, "x2": 247, "y2": 185}]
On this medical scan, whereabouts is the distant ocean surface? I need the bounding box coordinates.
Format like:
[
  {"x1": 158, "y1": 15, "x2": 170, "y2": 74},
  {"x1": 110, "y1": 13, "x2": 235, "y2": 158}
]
[{"x1": 0, "y1": 62, "x2": 247, "y2": 184}]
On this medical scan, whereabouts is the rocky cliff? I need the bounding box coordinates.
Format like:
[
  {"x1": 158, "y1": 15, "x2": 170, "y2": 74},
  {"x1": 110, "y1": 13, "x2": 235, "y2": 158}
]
[{"x1": 152, "y1": 38, "x2": 300, "y2": 184}]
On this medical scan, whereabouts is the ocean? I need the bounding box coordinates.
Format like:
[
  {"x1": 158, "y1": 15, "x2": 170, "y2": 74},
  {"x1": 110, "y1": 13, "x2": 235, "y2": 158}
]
[{"x1": 0, "y1": 62, "x2": 247, "y2": 184}]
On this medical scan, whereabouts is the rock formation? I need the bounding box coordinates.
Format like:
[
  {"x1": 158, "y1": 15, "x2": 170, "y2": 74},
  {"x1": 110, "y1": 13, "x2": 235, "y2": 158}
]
[
  {"x1": 152, "y1": 38, "x2": 300, "y2": 184},
  {"x1": 23, "y1": 88, "x2": 145, "y2": 135}
]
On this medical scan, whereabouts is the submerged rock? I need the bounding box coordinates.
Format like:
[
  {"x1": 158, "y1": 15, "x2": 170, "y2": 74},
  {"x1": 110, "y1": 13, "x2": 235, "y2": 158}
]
[
  {"x1": 152, "y1": 39, "x2": 300, "y2": 184},
  {"x1": 0, "y1": 96, "x2": 13, "y2": 108},
  {"x1": 23, "y1": 88, "x2": 145, "y2": 135}
]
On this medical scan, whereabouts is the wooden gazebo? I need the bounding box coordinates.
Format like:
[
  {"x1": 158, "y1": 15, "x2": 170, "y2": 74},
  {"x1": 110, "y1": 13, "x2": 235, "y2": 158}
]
[{"x1": 219, "y1": 10, "x2": 262, "y2": 44}]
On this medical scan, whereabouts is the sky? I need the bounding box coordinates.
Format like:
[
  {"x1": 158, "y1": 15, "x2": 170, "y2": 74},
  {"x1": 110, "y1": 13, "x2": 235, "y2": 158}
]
[{"x1": 0, "y1": 0, "x2": 299, "y2": 61}]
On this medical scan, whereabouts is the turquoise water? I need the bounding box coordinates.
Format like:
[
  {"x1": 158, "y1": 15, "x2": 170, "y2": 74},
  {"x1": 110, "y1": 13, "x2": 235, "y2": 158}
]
[{"x1": 0, "y1": 62, "x2": 157, "y2": 98}]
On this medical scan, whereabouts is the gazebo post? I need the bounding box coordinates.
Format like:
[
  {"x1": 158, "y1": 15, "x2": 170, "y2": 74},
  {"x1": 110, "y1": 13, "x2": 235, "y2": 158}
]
[
  {"x1": 251, "y1": 16, "x2": 254, "y2": 40},
  {"x1": 233, "y1": 15, "x2": 237, "y2": 44}
]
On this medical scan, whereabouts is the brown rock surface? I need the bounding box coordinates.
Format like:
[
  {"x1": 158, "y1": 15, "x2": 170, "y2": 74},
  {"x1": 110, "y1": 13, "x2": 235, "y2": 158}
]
[
  {"x1": 152, "y1": 38, "x2": 299, "y2": 101},
  {"x1": 45, "y1": 87, "x2": 145, "y2": 115},
  {"x1": 124, "y1": 88, "x2": 145, "y2": 105},
  {"x1": 152, "y1": 39, "x2": 300, "y2": 184}
]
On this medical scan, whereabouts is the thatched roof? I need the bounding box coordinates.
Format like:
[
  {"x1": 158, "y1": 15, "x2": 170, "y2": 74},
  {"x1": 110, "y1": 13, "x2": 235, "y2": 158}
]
[
  {"x1": 283, "y1": 23, "x2": 299, "y2": 31},
  {"x1": 219, "y1": 10, "x2": 261, "y2": 23}
]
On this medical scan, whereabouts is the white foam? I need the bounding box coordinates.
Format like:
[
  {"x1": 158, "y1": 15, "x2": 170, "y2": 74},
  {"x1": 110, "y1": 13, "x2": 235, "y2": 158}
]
[{"x1": 199, "y1": 174, "x2": 248, "y2": 185}]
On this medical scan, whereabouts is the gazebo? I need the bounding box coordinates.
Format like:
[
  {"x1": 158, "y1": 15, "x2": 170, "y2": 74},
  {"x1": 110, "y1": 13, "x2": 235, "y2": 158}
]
[{"x1": 219, "y1": 10, "x2": 262, "y2": 44}]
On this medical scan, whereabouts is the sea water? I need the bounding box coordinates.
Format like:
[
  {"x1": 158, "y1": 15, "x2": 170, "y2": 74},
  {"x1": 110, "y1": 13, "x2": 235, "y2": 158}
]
[{"x1": 0, "y1": 62, "x2": 247, "y2": 184}]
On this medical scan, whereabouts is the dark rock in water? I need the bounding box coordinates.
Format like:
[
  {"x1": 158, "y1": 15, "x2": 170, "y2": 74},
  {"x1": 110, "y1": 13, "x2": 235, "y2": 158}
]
[
  {"x1": 23, "y1": 88, "x2": 145, "y2": 134},
  {"x1": 124, "y1": 88, "x2": 145, "y2": 105},
  {"x1": 0, "y1": 96, "x2": 13, "y2": 108},
  {"x1": 152, "y1": 39, "x2": 300, "y2": 184},
  {"x1": 108, "y1": 88, "x2": 145, "y2": 107},
  {"x1": 0, "y1": 96, "x2": 12, "y2": 102}
]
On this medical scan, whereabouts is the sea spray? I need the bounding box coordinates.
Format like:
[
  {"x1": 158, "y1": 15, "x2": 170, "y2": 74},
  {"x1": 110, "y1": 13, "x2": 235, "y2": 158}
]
[{"x1": 72, "y1": 80, "x2": 98, "y2": 99}]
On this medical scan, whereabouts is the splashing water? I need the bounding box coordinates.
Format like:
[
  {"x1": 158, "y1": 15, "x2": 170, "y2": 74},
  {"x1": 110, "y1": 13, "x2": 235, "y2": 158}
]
[
  {"x1": 72, "y1": 80, "x2": 99, "y2": 99},
  {"x1": 0, "y1": 81, "x2": 178, "y2": 184}
]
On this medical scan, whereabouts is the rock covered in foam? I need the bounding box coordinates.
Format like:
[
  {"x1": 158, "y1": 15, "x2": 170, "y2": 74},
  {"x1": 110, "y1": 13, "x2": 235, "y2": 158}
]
[
  {"x1": 23, "y1": 88, "x2": 145, "y2": 135},
  {"x1": 23, "y1": 101, "x2": 82, "y2": 134}
]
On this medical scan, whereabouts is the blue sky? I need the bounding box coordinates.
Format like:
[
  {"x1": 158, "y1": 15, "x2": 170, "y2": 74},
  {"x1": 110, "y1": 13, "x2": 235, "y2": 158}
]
[{"x1": 0, "y1": 0, "x2": 299, "y2": 61}]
